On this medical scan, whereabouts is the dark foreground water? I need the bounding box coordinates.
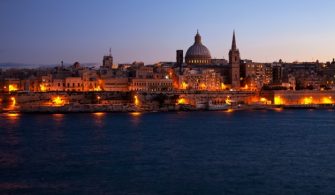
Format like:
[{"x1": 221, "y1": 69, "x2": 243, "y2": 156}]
[{"x1": 1, "y1": 110, "x2": 335, "y2": 194}]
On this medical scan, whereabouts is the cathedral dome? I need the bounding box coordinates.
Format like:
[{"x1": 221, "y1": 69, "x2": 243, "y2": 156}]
[{"x1": 185, "y1": 31, "x2": 211, "y2": 65}]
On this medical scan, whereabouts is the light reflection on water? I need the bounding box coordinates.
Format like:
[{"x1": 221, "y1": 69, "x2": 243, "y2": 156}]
[
  {"x1": 1, "y1": 110, "x2": 335, "y2": 194},
  {"x1": 4, "y1": 113, "x2": 20, "y2": 120},
  {"x1": 92, "y1": 112, "x2": 106, "y2": 127},
  {"x1": 129, "y1": 112, "x2": 142, "y2": 126}
]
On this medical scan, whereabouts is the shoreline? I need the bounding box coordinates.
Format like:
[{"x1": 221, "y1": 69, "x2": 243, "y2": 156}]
[{"x1": 1, "y1": 104, "x2": 334, "y2": 114}]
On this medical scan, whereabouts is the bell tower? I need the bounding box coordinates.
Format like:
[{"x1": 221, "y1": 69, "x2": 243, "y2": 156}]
[{"x1": 229, "y1": 31, "x2": 240, "y2": 89}]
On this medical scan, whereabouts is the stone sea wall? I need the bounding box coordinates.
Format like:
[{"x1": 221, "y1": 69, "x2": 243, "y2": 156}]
[{"x1": 0, "y1": 91, "x2": 256, "y2": 113}]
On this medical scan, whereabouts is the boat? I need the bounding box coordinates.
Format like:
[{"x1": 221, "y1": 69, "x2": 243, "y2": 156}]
[{"x1": 207, "y1": 100, "x2": 230, "y2": 111}]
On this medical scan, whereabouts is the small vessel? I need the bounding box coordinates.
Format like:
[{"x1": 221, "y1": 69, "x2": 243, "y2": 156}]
[{"x1": 207, "y1": 100, "x2": 230, "y2": 111}]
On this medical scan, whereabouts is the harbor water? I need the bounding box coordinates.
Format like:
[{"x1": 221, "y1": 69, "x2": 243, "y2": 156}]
[{"x1": 1, "y1": 110, "x2": 335, "y2": 194}]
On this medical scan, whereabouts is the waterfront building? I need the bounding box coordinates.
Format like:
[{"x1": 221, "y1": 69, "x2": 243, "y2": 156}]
[
  {"x1": 64, "y1": 77, "x2": 83, "y2": 91},
  {"x1": 129, "y1": 78, "x2": 173, "y2": 92},
  {"x1": 2, "y1": 78, "x2": 21, "y2": 92},
  {"x1": 102, "y1": 78, "x2": 129, "y2": 92},
  {"x1": 51, "y1": 79, "x2": 65, "y2": 91},
  {"x1": 240, "y1": 61, "x2": 266, "y2": 90},
  {"x1": 178, "y1": 68, "x2": 223, "y2": 91}
]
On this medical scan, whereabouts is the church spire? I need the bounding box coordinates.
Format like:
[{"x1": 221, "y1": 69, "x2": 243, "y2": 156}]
[{"x1": 231, "y1": 30, "x2": 237, "y2": 50}]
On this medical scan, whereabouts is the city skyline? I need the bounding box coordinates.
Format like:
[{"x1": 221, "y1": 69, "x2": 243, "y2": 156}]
[{"x1": 1, "y1": 0, "x2": 335, "y2": 65}]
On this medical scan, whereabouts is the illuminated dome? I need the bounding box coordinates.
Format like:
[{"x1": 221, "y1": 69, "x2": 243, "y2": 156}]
[{"x1": 185, "y1": 31, "x2": 212, "y2": 65}]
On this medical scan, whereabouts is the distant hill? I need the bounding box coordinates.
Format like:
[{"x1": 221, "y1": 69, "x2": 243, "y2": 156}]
[{"x1": 0, "y1": 62, "x2": 99, "y2": 69}]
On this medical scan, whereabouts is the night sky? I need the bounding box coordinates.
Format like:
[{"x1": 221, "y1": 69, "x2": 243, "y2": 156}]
[{"x1": 1, "y1": 0, "x2": 334, "y2": 64}]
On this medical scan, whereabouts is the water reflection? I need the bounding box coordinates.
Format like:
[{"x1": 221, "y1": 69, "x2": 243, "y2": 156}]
[
  {"x1": 129, "y1": 112, "x2": 142, "y2": 126},
  {"x1": 92, "y1": 112, "x2": 106, "y2": 127},
  {"x1": 130, "y1": 112, "x2": 141, "y2": 117},
  {"x1": 5, "y1": 113, "x2": 20, "y2": 120},
  {"x1": 51, "y1": 114, "x2": 65, "y2": 144},
  {"x1": 52, "y1": 113, "x2": 64, "y2": 123}
]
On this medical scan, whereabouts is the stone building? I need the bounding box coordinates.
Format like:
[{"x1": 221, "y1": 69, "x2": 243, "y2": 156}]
[
  {"x1": 185, "y1": 31, "x2": 212, "y2": 65},
  {"x1": 229, "y1": 31, "x2": 241, "y2": 89}
]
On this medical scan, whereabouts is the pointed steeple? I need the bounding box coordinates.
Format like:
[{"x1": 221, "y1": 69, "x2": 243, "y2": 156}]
[
  {"x1": 231, "y1": 30, "x2": 237, "y2": 50},
  {"x1": 195, "y1": 30, "x2": 202, "y2": 44}
]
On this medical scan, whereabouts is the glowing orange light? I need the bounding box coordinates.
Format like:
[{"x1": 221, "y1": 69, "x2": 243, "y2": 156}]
[
  {"x1": 40, "y1": 84, "x2": 47, "y2": 92},
  {"x1": 274, "y1": 96, "x2": 284, "y2": 105},
  {"x1": 8, "y1": 84, "x2": 18, "y2": 92},
  {"x1": 94, "y1": 86, "x2": 102, "y2": 91},
  {"x1": 220, "y1": 83, "x2": 226, "y2": 90},
  {"x1": 177, "y1": 98, "x2": 187, "y2": 105},
  {"x1": 130, "y1": 112, "x2": 141, "y2": 116},
  {"x1": 226, "y1": 109, "x2": 234, "y2": 113},
  {"x1": 11, "y1": 97, "x2": 16, "y2": 106},
  {"x1": 302, "y1": 97, "x2": 313, "y2": 105},
  {"x1": 6, "y1": 113, "x2": 20, "y2": 118},
  {"x1": 260, "y1": 97, "x2": 267, "y2": 102},
  {"x1": 180, "y1": 81, "x2": 188, "y2": 90},
  {"x1": 321, "y1": 97, "x2": 333, "y2": 104},
  {"x1": 225, "y1": 96, "x2": 232, "y2": 105},
  {"x1": 134, "y1": 95, "x2": 139, "y2": 106},
  {"x1": 93, "y1": 112, "x2": 105, "y2": 116},
  {"x1": 52, "y1": 96, "x2": 64, "y2": 106},
  {"x1": 200, "y1": 83, "x2": 206, "y2": 90}
]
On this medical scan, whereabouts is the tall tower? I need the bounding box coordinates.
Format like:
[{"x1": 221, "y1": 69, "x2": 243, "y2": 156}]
[
  {"x1": 229, "y1": 31, "x2": 240, "y2": 88},
  {"x1": 176, "y1": 50, "x2": 183, "y2": 75},
  {"x1": 103, "y1": 48, "x2": 113, "y2": 69}
]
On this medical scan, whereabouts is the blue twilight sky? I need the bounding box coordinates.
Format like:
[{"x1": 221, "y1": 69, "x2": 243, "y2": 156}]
[{"x1": 0, "y1": 0, "x2": 335, "y2": 65}]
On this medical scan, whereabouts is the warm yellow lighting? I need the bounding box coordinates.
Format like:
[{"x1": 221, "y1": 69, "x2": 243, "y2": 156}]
[
  {"x1": 181, "y1": 81, "x2": 188, "y2": 90},
  {"x1": 321, "y1": 97, "x2": 333, "y2": 104},
  {"x1": 226, "y1": 109, "x2": 234, "y2": 113},
  {"x1": 259, "y1": 97, "x2": 271, "y2": 104},
  {"x1": 220, "y1": 83, "x2": 226, "y2": 90},
  {"x1": 130, "y1": 112, "x2": 141, "y2": 116},
  {"x1": 274, "y1": 96, "x2": 284, "y2": 105},
  {"x1": 225, "y1": 96, "x2": 232, "y2": 105},
  {"x1": 40, "y1": 84, "x2": 47, "y2": 92},
  {"x1": 6, "y1": 112, "x2": 20, "y2": 118},
  {"x1": 177, "y1": 98, "x2": 187, "y2": 105},
  {"x1": 93, "y1": 112, "x2": 105, "y2": 116},
  {"x1": 134, "y1": 95, "x2": 139, "y2": 106},
  {"x1": 94, "y1": 86, "x2": 102, "y2": 91},
  {"x1": 200, "y1": 83, "x2": 206, "y2": 89},
  {"x1": 11, "y1": 97, "x2": 16, "y2": 106},
  {"x1": 260, "y1": 97, "x2": 267, "y2": 102},
  {"x1": 8, "y1": 84, "x2": 18, "y2": 92},
  {"x1": 52, "y1": 96, "x2": 64, "y2": 106},
  {"x1": 302, "y1": 97, "x2": 313, "y2": 105}
]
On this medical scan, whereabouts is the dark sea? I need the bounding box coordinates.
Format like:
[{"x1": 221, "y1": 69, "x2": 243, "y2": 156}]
[{"x1": 1, "y1": 109, "x2": 335, "y2": 194}]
